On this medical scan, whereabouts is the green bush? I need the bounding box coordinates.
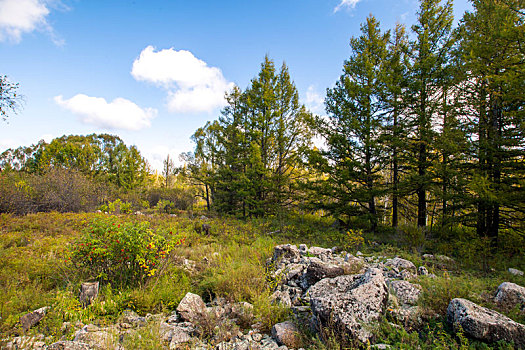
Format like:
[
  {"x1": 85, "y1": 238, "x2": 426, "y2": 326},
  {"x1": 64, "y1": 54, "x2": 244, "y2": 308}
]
[{"x1": 69, "y1": 217, "x2": 177, "y2": 287}]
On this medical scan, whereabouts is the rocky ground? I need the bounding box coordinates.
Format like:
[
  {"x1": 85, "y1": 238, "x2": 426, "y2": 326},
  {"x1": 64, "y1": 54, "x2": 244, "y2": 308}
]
[{"x1": 3, "y1": 244, "x2": 525, "y2": 349}]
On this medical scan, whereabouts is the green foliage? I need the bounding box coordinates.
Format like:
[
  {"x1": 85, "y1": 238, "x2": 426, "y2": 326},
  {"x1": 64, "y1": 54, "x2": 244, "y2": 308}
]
[
  {"x1": 128, "y1": 266, "x2": 191, "y2": 313},
  {"x1": 121, "y1": 320, "x2": 164, "y2": 350},
  {"x1": 183, "y1": 56, "x2": 313, "y2": 217},
  {"x1": 252, "y1": 290, "x2": 290, "y2": 333},
  {"x1": 312, "y1": 15, "x2": 390, "y2": 232},
  {"x1": 0, "y1": 75, "x2": 23, "y2": 122},
  {"x1": 69, "y1": 217, "x2": 181, "y2": 287},
  {"x1": 0, "y1": 134, "x2": 150, "y2": 190},
  {"x1": 418, "y1": 273, "x2": 486, "y2": 317},
  {"x1": 345, "y1": 229, "x2": 365, "y2": 252},
  {"x1": 99, "y1": 199, "x2": 133, "y2": 214}
]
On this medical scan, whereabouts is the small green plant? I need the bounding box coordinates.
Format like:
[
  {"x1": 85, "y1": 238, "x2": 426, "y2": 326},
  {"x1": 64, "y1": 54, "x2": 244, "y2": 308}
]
[
  {"x1": 99, "y1": 199, "x2": 133, "y2": 214},
  {"x1": 346, "y1": 229, "x2": 365, "y2": 252},
  {"x1": 252, "y1": 290, "x2": 290, "y2": 332},
  {"x1": 68, "y1": 217, "x2": 181, "y2": 287},
  {"x1": 155, "y1": 199, "x2": 174, "y2": 214}
]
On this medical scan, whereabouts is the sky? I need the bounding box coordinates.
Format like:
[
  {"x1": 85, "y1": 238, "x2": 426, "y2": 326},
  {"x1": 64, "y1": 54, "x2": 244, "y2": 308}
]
[{"x1": 0, "y1": 0, "x2": 472, "y2": 171}]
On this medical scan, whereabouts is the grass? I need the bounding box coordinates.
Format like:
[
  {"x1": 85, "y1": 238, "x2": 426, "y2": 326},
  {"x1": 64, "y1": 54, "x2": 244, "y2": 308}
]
[{"x1": 0, "y1": 211, "x2": 524, "y2": 349}]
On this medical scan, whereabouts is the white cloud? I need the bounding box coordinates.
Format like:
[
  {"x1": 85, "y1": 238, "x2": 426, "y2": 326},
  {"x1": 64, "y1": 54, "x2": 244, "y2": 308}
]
[
  {"x1": 0, "y1": 0, "x2": 63, "y2": 43},
  {"x1": 305, "y1": 85, "x2": 325, "y2": 116},
  {"x1": 131, "y1": 46, "x2": 234, "y2": 114},
  {"x1": 334, "y1": 0, "x2": 361, "y2": 12},
  {"x1": 54, "y1": 94, "x2": 157, "y2": 131},
  {"x1": 143, "y1": 145, "x2": 183, "y2": 173}
]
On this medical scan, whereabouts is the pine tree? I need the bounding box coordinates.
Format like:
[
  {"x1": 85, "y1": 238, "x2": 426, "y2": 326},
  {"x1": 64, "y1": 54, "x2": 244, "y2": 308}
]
[
  {"x1": 313, "y1": 15, "x2": 390, "y2": 231},
  {"x1": 381, "y1": 23, "x2": 410, "y2": 227},
  {"x1": 458, "y1": 0, "x2": 525, "y2": 244},
  {"x1": 405, "y1": 0, "x2": 454, "y2": 228}
]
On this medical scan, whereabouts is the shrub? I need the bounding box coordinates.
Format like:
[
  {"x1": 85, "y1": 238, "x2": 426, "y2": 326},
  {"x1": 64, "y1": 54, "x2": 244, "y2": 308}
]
[
  {"x1": 345, "y1": 228, "x2": 365, "y2": 252},
  {"x1": 146, "y1": 188, "x2": 195, "y2": 211},
  {"x1": 0, "y1": 169, "x2": 104, "y2": 214},
  {"x1": 69, "y1": 217, "x2": 181, "y2": 287},
  {"x1": 99, "y1": 199, "x2": 133, "y2": 214}
]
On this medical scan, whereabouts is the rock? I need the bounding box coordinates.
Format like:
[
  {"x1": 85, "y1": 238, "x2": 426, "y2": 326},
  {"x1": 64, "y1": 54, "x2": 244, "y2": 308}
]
[
  {"x1": 79, "y1": 282, "x2": 99, "y2": 307},
  {"x1": 418, "y1": 266, "x2": 429, "y2": 276},
  {"x1": 177, "y1": 292, "x2": 207, "y2": 323},
  {"x1": 251, "y1": 332, "x2": 263, "y2": 342},
  {"x1": 73, "y1": 325, "x2": 116, "y2": 349},
  {"x1": 509, "y1": 268, "x2": 524, "y2": 276},
  {"x1": 422, "y1": 254, "x2": 456, "y2": 269},
  {"x1": 170, "y1": 325, "x2": 194, "y2": 346},
  {"x1": 385, "y1": 257, "x2": 416, "y2": 273},
  {"x1": 273, "y1": 244, "x2": 300, "y2": 265},
  {"x1": 308, "y1": 267, "x2": 389, "y2": 343},
  {"x1": 3, "y1": 335, "x2": 47, "y2": 350},
  {"x1": 387, "y1": 280, "x2": 422, "y2": 327},
  {"x1": 19, "y1": 306, "x2": 50, "y2": 332},
  {"x1": 260, "y1": 334, "x2": 281, "y2": 349},
  {"x1": 166, "y1": 311, "x2": 180, "y2": 324},
  {"x1": 307, "y1": 246, "x2": 332, "y2": 260},
  {"x1": 46, "y1": 341, "x2": 92, "y2": 350},
  {"x1": 159, "y1": 321, "x2": 195, "y2": 346},
  {"x1": 270, "y1": 290, "x2": 292, "y2": 308},
  {"x1": 447, "y1": 298, "x2": 525, "y2": 347},
  {"x1": 271, "y1": 321, "x2": 301, "y2": 348},
  {"x1": 400, "y1": 269, "x2": 416, "y2": 280},
  {"x1": 299, "y1": 244, "x2": 308, "y2": 255},
  {"x1": 494, "y1": 282, "x2": 525, "y2": 311},
  {"x1": 119, "y1": 310, "x2": 146, "y2": 327},
  {"x1": 304, "y1": 258, "x2": 345, "y2": 287},
  {"x1": 389, "y1": 280, "x2": 421, "y2": 306},
  {"x1": 371, "y1": 344, "x2": 392, "y2": 349}
]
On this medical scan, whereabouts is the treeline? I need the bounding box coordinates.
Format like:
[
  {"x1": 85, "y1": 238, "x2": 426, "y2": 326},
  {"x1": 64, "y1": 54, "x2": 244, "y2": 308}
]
[
  {"x1": 0, "y1": 134, "x2": 193, "y2": 214},
  {"x1": 182, "y1": 0, "x2": 525, "y2": 247}
]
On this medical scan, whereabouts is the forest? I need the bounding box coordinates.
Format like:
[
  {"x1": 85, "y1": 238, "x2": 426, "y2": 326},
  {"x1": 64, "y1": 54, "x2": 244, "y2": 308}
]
[
  {"x1": 2, "y1": 0, "x2": 524, "y2": 260},
  {"x1": 0, "y1": 0, "x2": 524, "y2": 348}
]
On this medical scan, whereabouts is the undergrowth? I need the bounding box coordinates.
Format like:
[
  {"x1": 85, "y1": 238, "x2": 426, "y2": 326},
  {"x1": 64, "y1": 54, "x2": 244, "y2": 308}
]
[{"x1": 0, "y1": 211, "x2": 524, "y2": 349}]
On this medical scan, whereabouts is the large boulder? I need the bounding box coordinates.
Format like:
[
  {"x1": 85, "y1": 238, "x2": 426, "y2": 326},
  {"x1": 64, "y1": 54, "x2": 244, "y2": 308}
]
[
  {"x1": 304, "y1": 258, "x2": 345, "y2": 287},
  {"x1": 389, "y1": 280, "x2": 421, "y2": 306},
  {"x1": 447, "y1": 298, "x2": 525, "y2": 347},
  {"x1": 176, "y1": 292, "x2": 207, "y2": 323},
  {"x1": 308, "y1": 267, "x2": 389, "y2": 343},
  {"x1": 19, "y1": 306, "x2": 49, "y2": 332},
  {"x1": 494, "y1": 282, "x2": 525, "y2": 312},
  {"x1": 271, "y1": 321, "x2": 301, "y2": 348}
]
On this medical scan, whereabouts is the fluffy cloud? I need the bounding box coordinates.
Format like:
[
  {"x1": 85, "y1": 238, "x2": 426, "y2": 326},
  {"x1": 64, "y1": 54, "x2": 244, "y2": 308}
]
[
  {"x1": 0, "y1": 0, "x2": 60, "y2": 43},
  {"x1": 131, "y1": 46, "x2": 235, "y2": 113},
  {"x1": 143, "y1": 145, "x2": 183, "y2": 173},
  {"x1": 54, "y1": 94, "x2": 157, "y2": 131},
  {"x1": 334, "y1": 0, "x2": 361, "y2": 12},
  {"x1": 305, "y1": 85, "x2": 325, "y2": 116}
]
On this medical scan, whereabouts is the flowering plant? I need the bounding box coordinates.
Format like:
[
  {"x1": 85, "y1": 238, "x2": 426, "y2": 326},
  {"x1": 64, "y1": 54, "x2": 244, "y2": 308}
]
[{"x1": 69, "y1": 217, "x2": 184, "y2": 287}]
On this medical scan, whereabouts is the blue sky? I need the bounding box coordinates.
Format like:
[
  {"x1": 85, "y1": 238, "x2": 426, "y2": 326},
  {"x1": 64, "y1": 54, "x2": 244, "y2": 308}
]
[{"x1": 0, "y1": 0, "x2": 472, "y2": 171}]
